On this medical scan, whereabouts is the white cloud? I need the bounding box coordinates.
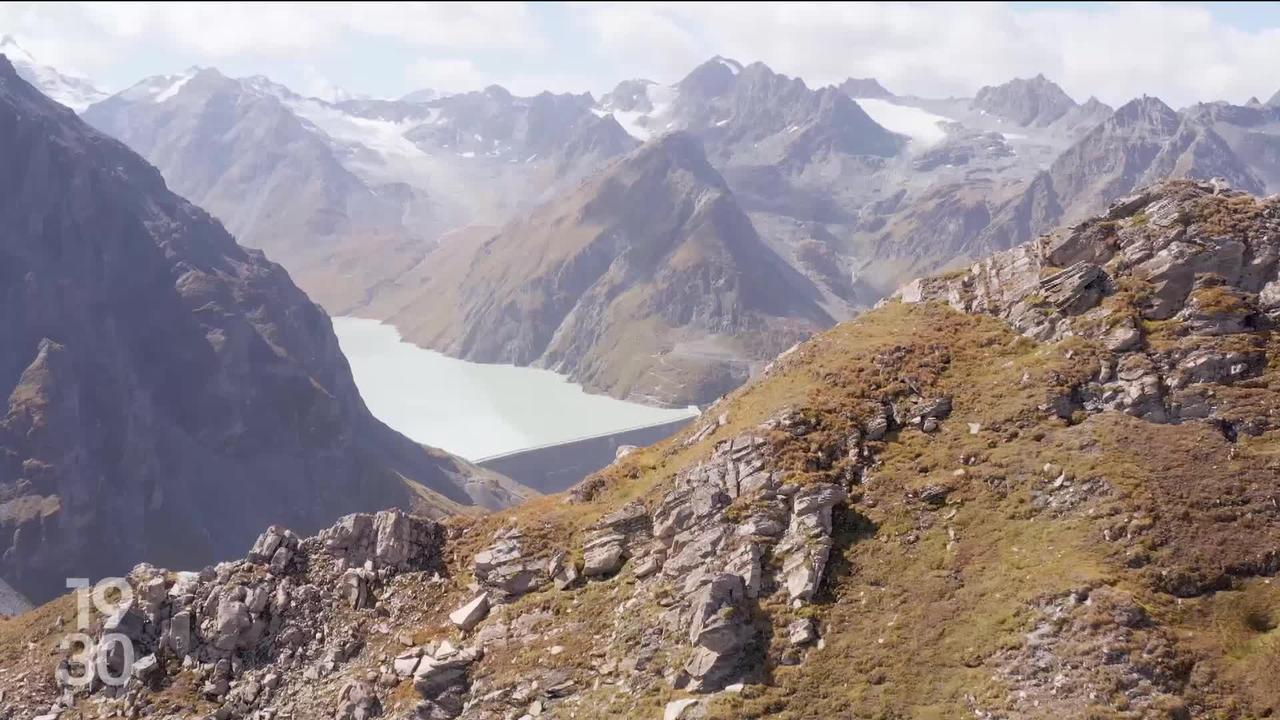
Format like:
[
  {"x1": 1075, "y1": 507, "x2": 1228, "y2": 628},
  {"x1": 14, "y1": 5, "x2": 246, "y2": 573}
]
[
  {"x1": 404, "y1": 57, "x2": 600, "y2": 98},
  {"x1": 580, "y1": 2, "x2": 1280, "y2": 108},
  {"x1": 300, "y1": 65, "x2": 353, "y2": 103},
  {"x1": 405, "y1": 58, "x2": 492, "y2": 95},
  {"x1": 0, "y1": 2, "x2": 544, "y2": 63},
  {"x1": 4, "y1": 2, "x2": 1280, "y2": 107},
  {"x1": 578, "y1": 4, "x2": 703, "y2": 82}
]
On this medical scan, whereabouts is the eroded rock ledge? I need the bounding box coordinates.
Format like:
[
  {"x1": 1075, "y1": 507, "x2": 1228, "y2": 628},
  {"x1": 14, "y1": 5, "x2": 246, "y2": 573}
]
[{"x1": 896, "y1": 180, "x2": 1280, "y2": 436}]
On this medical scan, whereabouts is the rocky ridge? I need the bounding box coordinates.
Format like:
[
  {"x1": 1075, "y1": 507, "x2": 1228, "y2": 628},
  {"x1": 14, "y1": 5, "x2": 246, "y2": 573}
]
[{"x1": 898, "y1": 180, "x2": 1280, "y2": 434}]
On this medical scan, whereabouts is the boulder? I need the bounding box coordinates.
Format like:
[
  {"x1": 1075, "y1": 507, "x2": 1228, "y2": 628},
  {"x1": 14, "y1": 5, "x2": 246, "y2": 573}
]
[
  {"x1": 335, "y1": 679, "x2": 383, "y2": 720},
  {"x1": 213, "y1": 596, "x2": 252, "y2": 651},
  {"x1": 321, "y1": 510, "x2": 444, "y2": 572},
  {"x1": 684, "y1": 574, "x2": 751, "y2": 690},
  {"x1": 582, "y1": 532, "x2": 627, "y2": 577},
  {"x1": 787, "y1": 619, "x2": 817, "y2": 647},
  {"x1": 342, "y1": 568, "x2": 373, "y2": 610},
  {"x1": 448, "y1": 593, "x2": 490, "y2": 632},
  {"x1": 473, "y1": 533, "x2": 551, "y2": 600},
  {"x1": 413, "y1": 646, "x2": 480, "y2": 699},
  {"x1": 664, "y1": 698, "x2": 705, "y2": 720}
]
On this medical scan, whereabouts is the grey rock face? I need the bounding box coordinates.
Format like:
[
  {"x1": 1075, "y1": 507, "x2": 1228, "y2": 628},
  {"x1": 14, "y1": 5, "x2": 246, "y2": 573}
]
[
  {"x1": 581, "y1": 533, "x2": 627, "y2": 577},
  {"x1": 318, "y1": 510, "x2": 447, "y2": 572},
  {"x1": 0, "y1": 57, "x2": 525, "y2": 604},
  {"x1": 28, "y1": 510, "x2": 450, "y2": 718},
  {"x1": 448, "y1": 593, "x2": 490, "y2": 631},
  {"x1": 684, "y1": 573, "x2": 750, "y2": 690},
  {"x1": 972, "y1": 74, "x2": 1078, "y2": 127},
  {"x1": 473, "y1": 531, "x2": 554, "y2": 601},
  {"x1": 897, "y1": 179, "x2": 1280, "y2": 431}
]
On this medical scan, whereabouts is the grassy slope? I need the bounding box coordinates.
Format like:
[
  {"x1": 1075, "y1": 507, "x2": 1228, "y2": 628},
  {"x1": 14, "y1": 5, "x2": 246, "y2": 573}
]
[{"x1": 452, "y1": 301, "x2": 1280, "y2": 718}]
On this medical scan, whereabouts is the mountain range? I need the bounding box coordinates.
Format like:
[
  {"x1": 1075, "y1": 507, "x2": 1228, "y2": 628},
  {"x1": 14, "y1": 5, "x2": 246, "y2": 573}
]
[
  {"x1": 0, "y1": 55, "x2": 529, "y2": 608},
  {"x1": 12, "y1": 45, "x2": 1278, "y2": 408}
]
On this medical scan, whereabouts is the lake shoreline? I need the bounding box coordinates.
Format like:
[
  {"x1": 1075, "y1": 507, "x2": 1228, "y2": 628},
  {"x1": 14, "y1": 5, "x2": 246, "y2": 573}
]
[{"x1": 332, "y1": 316, "x2": 699, "y2": 461}]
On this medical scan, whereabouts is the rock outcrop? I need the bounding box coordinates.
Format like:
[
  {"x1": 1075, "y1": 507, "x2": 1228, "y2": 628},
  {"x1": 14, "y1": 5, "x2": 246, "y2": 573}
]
[
  {"x1": 897, "y1": 179, "x2": 1280, "y2": 435},
  {"x1": 972, "y1": 74, "x2": 1079, "y2": 127}
]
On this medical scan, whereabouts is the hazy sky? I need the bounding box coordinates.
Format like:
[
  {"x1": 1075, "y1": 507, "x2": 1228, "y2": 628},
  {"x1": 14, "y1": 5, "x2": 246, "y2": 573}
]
[{"x1": 2, "y1": 2, "x2": 1279, "y2": 107}]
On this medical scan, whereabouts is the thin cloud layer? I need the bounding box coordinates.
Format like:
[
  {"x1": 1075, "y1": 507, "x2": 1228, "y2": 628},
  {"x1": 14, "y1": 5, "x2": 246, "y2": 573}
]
[{"x1": 1, "y1": 1, "x2": 1277, "y2": 106}]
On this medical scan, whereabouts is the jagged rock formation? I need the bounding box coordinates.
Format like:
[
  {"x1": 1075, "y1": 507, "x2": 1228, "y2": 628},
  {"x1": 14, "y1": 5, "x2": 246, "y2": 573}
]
[
  {"x1": 0, "y1": 56, "x2": 528, "y2": 605},
  {"x1": 899, "y1": 180, "x2": 1279, "y2": 434},
  {"x1": 6, "y1": 180, "x2": 1280, "y2": 719},
  {"x1": 1041, "y1": 97, "x2": 1264, "y2": 225},
  {"x1": 376, "y1": 131, "x2": 833, "y2": 406},
  {"x1": 972, "y1": 74, "x2": 1079, "y2": 127},
  {"x1": 838, "y1": 77, "x2": 893, "y2": 99}
]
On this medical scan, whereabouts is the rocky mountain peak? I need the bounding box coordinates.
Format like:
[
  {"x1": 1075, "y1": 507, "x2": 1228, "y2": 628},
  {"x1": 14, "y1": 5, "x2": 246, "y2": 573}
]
[
  {"x1": 0, "y1": 37, "x2": 106, "y2": 112},
  {"x1": 838, "y1": 76, "x2": 893, "y2": 98},
  {"x1": 399, "y1": 87, "x2": 446, "y2": 104},
  {"x1": 0, "y1": 35, "x2": 33, "y2": 64},
  {"x1": 973, "y1": 73, "x2": 1078, "y2": 126},
  {"x1": 482, "y1": 84, "x2": 513, "y2": 101},
  {"x1": 1268, "y1": 88, "x2": 1280, "y2": 107},
  {"x1": 1108, "y1": 94, "x2": 1179, "y2": 131},
  {"x1": 677, "y1": 55, "x2": 743, "y2": 99},
  {"x1": 1080, "y1": 95, "x2": 1110, "y2": 112},
  {"x1": 628, "y1": 129, "x2": 718, "y2": 175},
  {"x1": 599, "y1": 78, "x2": 656, "y2": 113}
]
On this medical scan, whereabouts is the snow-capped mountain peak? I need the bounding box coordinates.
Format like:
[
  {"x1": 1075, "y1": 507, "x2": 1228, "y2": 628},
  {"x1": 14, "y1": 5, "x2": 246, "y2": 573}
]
[{"x1": 0, "y1": 35, "x2": 106, "y2": 112}]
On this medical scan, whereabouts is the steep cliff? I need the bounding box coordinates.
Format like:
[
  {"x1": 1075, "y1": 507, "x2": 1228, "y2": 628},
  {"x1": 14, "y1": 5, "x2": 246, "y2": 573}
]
[{"x1": 0, "y1": 56, "x2": 528, "y2": 604}]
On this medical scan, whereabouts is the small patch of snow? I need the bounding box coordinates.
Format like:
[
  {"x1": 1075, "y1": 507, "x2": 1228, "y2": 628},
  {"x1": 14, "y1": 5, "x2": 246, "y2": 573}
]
[
  {"x1": 153, "y1": 72, "x2": 195, "y2": 103},
  {"x1": 716, "y1": 57, "x2": 743, "y2": 75},
  {"x1": 853, "y1": 98, "x2": 950, "y2": 147},
  {"x1": 284, "y1": 97, "x2": 425, "y2": 158}
]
